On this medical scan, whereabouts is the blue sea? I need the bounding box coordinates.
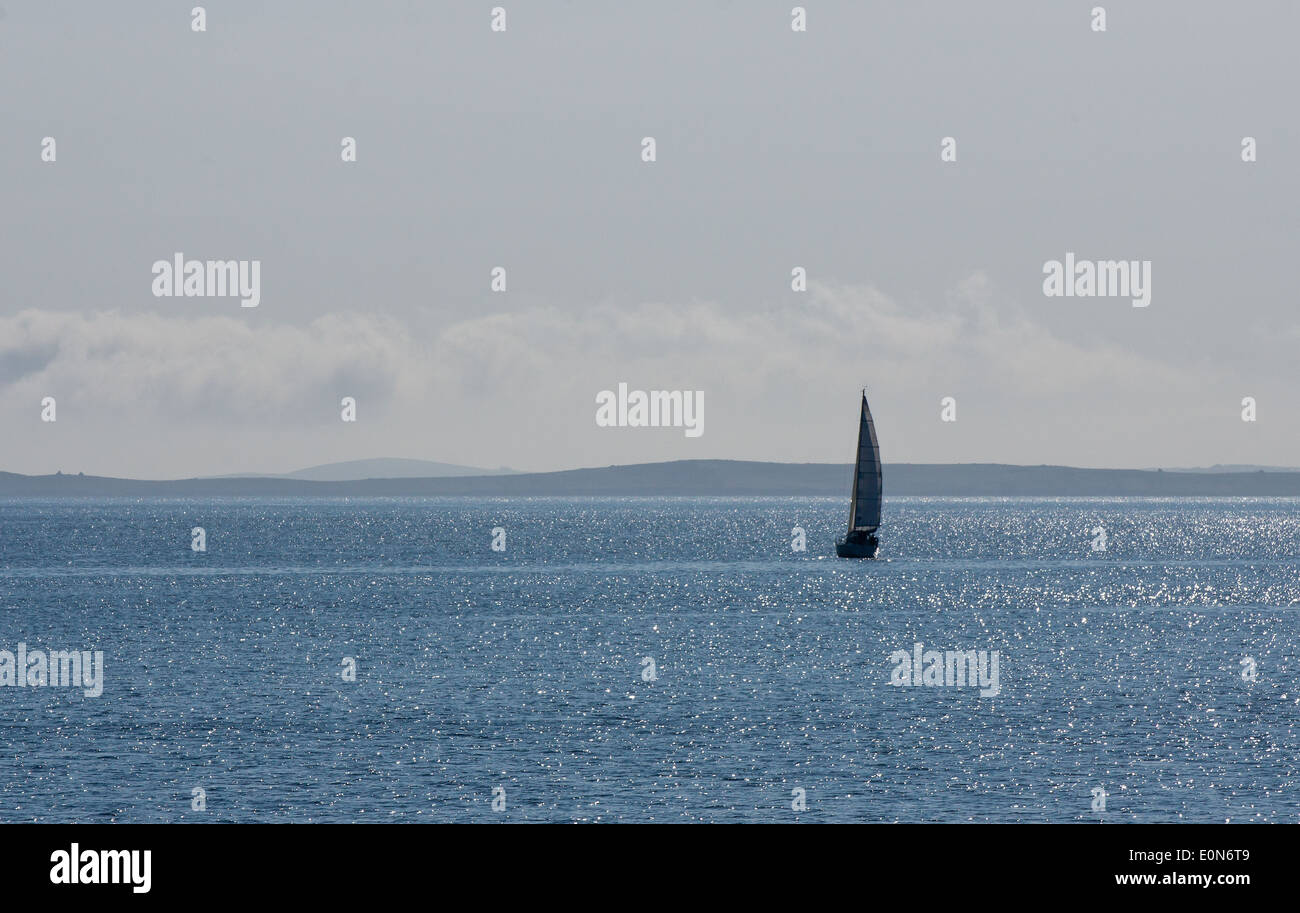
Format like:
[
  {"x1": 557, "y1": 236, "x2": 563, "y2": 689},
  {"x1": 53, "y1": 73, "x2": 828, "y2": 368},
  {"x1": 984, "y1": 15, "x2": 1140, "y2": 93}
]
[{"x1": 0, "y1": 497, "x2": 1297, "y2": 823}]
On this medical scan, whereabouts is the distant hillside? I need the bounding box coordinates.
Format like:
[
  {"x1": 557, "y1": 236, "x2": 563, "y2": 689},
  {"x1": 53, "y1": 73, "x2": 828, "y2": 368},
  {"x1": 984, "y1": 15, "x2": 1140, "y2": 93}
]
[
  {"x1": 283, "y1": 458, "x2": 514, "y2": 481},
  {"x1": 1155, "y1": 464, "x2": 1300, "y2": 474},
  {"x1": 4, "y1": 461, "x2": 1300, "y2": 497},
  {"x1": 215, "y1": 457, "x2": 515, "y2": 481}
]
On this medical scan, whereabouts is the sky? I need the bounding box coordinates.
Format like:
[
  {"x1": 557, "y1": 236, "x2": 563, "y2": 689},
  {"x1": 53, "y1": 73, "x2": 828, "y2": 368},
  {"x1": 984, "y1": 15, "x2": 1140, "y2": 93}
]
[{"x1": 1, "y1": 0, "x2": 1297, "y2": 478}]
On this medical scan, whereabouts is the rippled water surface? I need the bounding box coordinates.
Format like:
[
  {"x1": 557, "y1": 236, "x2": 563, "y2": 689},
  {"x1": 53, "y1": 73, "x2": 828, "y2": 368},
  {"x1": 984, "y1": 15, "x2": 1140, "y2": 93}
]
[{"x1": 1, "y1": 497, "x2": 1297, "y2": 822}]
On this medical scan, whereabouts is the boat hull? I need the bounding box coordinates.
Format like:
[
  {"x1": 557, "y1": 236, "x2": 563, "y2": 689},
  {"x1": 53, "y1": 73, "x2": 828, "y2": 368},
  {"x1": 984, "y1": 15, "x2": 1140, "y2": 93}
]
[{"x1": 835, "y1": 533, "x2": 879, "y2": 559}]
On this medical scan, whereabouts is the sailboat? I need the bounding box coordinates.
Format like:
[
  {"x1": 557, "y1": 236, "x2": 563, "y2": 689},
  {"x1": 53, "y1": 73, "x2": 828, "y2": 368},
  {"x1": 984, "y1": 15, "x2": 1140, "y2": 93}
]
[{"x1": 835, "y1": 389, "x2": 882, "y2": 558}]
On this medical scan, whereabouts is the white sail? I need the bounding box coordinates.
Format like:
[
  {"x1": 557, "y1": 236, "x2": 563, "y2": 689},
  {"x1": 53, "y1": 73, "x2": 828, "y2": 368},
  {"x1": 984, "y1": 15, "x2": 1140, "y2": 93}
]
[{"x1": 847, "y1": 391, "x2": 882, "y2": 532}]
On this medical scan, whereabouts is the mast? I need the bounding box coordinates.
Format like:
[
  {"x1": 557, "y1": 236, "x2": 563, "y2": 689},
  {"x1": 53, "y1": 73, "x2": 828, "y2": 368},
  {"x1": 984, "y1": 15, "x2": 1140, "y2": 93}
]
[{"x1": 847, "y1": 390, "x2": 865, "y2": 532}]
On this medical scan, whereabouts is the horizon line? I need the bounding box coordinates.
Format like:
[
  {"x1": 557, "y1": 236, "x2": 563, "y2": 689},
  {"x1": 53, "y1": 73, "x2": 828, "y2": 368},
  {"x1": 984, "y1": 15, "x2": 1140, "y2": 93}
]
[{"x1": 5, "y1": 458, "x2": 1300, "y2": 485}]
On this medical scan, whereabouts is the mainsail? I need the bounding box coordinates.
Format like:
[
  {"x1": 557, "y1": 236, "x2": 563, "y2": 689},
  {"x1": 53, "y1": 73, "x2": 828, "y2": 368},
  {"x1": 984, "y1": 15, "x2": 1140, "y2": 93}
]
[{"x1": 847, "y1": 390, "x2": 883, "y2": 533}]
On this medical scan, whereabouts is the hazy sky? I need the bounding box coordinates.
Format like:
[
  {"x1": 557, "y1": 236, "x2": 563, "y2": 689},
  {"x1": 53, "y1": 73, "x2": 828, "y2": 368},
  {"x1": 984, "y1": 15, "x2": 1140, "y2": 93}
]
[{"x1": 2, "y1": 1, "x2": 1297, "y2": 477}]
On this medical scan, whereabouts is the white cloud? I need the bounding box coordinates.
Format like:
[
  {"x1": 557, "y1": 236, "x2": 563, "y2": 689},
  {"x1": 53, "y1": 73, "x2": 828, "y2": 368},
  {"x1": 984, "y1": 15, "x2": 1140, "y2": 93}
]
[
  {"x1": 0, "y1": 310, "x2": 417, "y2": 425},
  {"x1": 0, "y1": 277, "x2": 1258, "y2": 474}
]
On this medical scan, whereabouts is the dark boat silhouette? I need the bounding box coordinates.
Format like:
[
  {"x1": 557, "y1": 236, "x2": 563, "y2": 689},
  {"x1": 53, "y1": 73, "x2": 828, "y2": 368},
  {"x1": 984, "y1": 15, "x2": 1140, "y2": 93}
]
[{"x1": 835, "y1": 389, "x2": 882, "y2": 558}]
